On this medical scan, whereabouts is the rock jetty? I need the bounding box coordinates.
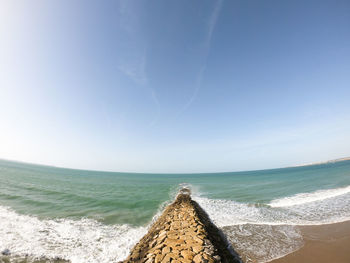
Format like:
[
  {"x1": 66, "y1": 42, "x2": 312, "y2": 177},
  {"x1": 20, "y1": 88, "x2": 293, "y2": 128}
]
[{"x1": 121, "y1": 188, "x2": 242, "y2": 263}]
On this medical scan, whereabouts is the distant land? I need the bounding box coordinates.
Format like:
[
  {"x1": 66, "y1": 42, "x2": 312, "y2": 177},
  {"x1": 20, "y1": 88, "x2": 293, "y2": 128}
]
[{"x1": 294, "y1": 157, "x2": 350, "y2": 168}]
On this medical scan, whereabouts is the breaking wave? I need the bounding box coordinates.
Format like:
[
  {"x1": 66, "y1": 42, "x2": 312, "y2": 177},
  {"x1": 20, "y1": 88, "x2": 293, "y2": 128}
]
[
  {"x1": 0, "y1": 205, "x2": 146, "y2": 263},
  {"x1": 1, "y1": 184, "x2": 350, "y2": 263},
  {"x1": 191, "y1": 185, "x2": 350, "y2": 262},
  {"x1": 269, "y1": 185, "x2": 350, "y2": 208},
  {"x1": 193, "y1": 186, "x2": 350, "y2": 226}
]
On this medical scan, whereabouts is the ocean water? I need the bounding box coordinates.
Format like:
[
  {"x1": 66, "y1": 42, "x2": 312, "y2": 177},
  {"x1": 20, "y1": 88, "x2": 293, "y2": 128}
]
[{"x1": 0, "y1": 159, "x2": 350, "y2": 262}]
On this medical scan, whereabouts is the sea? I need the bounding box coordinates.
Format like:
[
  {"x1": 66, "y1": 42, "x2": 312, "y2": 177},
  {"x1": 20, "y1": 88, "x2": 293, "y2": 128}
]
[{"x1": 0, "y1": 159, "x2": 350, "y2": 263}]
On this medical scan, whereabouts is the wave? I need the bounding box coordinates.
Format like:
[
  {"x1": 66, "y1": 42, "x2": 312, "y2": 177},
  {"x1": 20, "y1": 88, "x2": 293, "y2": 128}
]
[
  {"x1": 192, "y1": 185, "x2": 350, "y2": 262},
  {"x1": 222, "y1": 224, "x2": 303, "y2": 263},
  {"x1": 0, "y1": 205, "x2": 146, "y2": 263},
  {"x1": 192, "y1": 186, "x2": 350, "y2": 226},
  {"x1": 269, "y1": 185, "x2": 350, "y2": 208},
  {"x1": 1, "y1": 184, "x2": 350, "y2": 263}
]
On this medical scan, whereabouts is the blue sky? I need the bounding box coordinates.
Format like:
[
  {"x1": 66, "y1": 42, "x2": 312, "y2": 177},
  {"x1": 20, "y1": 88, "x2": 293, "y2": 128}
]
[{"x1": 1, "y1": 0, "x2": 350, "y2": 173}]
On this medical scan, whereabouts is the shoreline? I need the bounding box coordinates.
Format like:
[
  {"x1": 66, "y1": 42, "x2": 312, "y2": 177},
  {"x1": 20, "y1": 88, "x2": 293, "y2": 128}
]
[
  {"x1": 1, "y1": 216, "x2": 350, "y2": 262},
  {"x1": 268, "y1": 220, "x2": 350, "y2": 263}
]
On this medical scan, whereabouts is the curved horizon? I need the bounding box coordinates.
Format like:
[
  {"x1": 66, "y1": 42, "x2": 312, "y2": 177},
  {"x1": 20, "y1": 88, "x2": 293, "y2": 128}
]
[{"x1": 2, "y1": 156, "x2": 349, "y2": 175}]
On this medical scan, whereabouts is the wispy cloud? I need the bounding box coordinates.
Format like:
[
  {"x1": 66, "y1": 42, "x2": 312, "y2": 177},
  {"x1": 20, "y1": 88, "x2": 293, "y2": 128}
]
[
  {"x1": 117, "y1": 1, "x2": 148, "y2": 85},
  {"x1": 117, "y1": 51, "x2": 148, "y2": 85},
  {"x1": 178, "y1": 0, "x2": 224, "y2": 114},
  {"x1": 117, "y1": 51, "x2": 161, "y2": 127},
  {"x1": 206, "y1": 0, "x2": 224, "y2": 48},
  {"x1": 116, "y1": 1, "x2": 161, "y2": 124}
]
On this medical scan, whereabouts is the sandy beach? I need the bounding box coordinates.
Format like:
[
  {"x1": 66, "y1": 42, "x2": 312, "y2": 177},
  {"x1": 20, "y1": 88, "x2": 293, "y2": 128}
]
[{"x1": 269, "y1": 220, "x2": 350, "y2": 263}]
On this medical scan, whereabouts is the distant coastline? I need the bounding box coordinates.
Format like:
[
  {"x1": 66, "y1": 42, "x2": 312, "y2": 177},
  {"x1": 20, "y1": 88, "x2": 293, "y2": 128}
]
[{"x1": 293, "y1": 156, "x2": 350, "y2": 168}]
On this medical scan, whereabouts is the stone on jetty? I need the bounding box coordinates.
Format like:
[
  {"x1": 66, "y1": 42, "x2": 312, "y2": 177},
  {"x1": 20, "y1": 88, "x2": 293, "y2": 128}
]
[
  {"x1": 121, "y1": 188, "x2": 241, "y2": 263},
  {"x1": 1, "y1": 249, "x2": 10, "y2": 256}
]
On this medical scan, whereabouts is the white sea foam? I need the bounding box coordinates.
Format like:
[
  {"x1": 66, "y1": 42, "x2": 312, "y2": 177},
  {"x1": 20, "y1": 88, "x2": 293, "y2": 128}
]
[
  {"x1": 193, "y1": 186, "x2": 350, "y2": 226},
  {"x1": 222, "y1": 224, "x2": 303, "y2": 263},
  {"x1": 192, "y1": 186, "x2": 350, "y2": 262},
  {"x1": 269, "y1": 185, "x2": 350, "y2": 208},
  {"x1": 1, "y1": 185, "x2": 350, "y2": 263},
  {"x1": 0, "y1": 205, "x2": 147, "y2": 263}
]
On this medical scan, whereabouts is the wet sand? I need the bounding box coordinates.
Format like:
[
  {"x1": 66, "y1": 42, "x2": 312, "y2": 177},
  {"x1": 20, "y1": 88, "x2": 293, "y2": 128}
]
[{"x1": 269, "y1": 220, "x2": 350, "y2": 263}]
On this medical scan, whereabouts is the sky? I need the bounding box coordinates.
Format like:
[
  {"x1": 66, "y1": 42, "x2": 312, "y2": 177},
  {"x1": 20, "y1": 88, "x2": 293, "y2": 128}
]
[{"x1": 1, "y1": 0, "x2": 350, "y2": 173}]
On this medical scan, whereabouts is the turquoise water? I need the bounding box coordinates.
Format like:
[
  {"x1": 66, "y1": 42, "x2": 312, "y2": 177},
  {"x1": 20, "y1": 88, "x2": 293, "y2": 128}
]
[{"x1": 1, "y1": 159, "x2": 350, "y2": 262}]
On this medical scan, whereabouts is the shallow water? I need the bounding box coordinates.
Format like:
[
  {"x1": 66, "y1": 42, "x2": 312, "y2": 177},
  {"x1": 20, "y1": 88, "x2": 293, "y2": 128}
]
[{"x1": 0, "y1": 159, "x2": 349, "y2": 262}]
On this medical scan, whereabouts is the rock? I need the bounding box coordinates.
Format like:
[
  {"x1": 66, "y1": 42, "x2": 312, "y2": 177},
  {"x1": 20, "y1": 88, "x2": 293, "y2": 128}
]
[
  {"x1": 154, "y1": 253, "x2": 163, "y2": 263},
  {"x1": 1, "y1": 249, "x2": 10, "y2": 256},
  {"x1": 171, "y1": 221, "x2": 181, "y2": 228},
  {"x1": 182, "y1": 235, "x2": 193, "y2": 240},
  {"x1": 185, "y1": 229, "x2": 197, "y2": 237},
  {"x1": 193, "y1": 236, "x2": 204, "y2": 245},
  {"x1": 213, "y1": 255, "x2": 221, "y2": 261},
  {"x1": 204, "y1": 247, "x2": 214, "y2": 255},
  {"x1": 149, "y1": 239, "x2": 157, "y2": 248},
  {"x1": 167, "y1": 252, "x2": 178, "y2": 259},
  {"x1": 193, "y1": 254, "x2": 204, "y2": 263},
  {"x1": 180, "y1": 250, "x2": 194, "y2": 260},
  {"x1": 146, "y1": 253, "x2": 155, "y2": 258},
  {"x1": 167, "y1": 234, "x2": 178, "y2": 239},
  {"x1": 167, "y1": 230, "x2": 177, "y2": 235},
  {"x1": 157, "y1": 234, "x2": 167, "y2": 243},
  {"x1": 158, "y1": 231, "x2": 167, "y2": 238},
  {"x1": 161, "y1": 246, "x2": 171, "y2": 254},
  {"x1": 121, "y1": 192, "x2": 242, "y2": 263},
  {"x1": 185, "y1": 239, "x2": 201, "y2": 246},
  {"x1": 161, "y1": 255, "x2": 171, "y2": 263},
  {"x1": 181, "y1": 221, "x2": 190, "y2": 227},
  {"x1": 193, "y1": 245, "x2": 203, "y2": 253},
  {"x1": 164, "y1": 238, "x2": 184, "y2": 248}
]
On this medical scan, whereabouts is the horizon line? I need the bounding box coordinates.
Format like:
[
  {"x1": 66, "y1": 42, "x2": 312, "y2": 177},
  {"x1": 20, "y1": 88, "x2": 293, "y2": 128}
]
[{"x1": 1, "y1": 156, "x2": 349, "y2": 175}]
